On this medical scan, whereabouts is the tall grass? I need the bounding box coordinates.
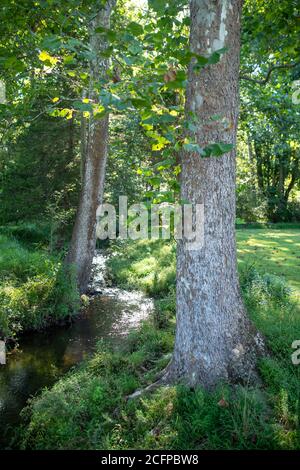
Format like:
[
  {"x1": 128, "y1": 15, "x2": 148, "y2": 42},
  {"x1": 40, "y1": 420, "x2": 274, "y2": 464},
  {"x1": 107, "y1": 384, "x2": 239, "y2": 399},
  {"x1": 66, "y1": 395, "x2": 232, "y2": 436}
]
[{"x1": 0, "y1": 232, "x2": 79, "y2": 341}]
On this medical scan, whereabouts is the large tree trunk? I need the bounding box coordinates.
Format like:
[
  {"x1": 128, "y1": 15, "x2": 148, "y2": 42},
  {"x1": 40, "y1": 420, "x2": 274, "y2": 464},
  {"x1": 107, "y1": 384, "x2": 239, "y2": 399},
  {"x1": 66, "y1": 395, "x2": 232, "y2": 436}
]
[
  {"x1": 66, "y1": 1, "x2": 115, "y2": 293},
  {"x1": 166, "y1": 0, "x2": 263, "y2": 389}
]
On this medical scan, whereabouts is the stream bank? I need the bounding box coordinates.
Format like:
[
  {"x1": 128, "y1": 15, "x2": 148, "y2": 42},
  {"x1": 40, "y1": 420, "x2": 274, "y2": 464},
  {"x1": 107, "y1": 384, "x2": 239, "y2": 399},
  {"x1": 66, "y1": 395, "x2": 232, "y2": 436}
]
[{"x1": 0, "y1": 250, "x2": 153, "y2": 448}]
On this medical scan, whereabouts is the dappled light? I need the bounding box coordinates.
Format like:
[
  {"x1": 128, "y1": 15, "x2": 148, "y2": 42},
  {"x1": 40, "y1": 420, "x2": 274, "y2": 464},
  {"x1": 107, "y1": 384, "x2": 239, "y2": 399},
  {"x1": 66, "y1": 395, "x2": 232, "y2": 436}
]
[{"x1": 0, "y1": 0, "x2": 299, "y2": 456}]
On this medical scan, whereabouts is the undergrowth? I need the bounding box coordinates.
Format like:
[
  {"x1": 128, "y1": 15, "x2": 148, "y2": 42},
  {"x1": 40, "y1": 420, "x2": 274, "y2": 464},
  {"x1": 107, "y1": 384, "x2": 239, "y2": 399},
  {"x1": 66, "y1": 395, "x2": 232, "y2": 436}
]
[
  {"x1": 17, "y1": 239, "x2": 300, "y2": 450},
  {"x1": 0, "y1": 231, "x2": 79, "y2": 341}
]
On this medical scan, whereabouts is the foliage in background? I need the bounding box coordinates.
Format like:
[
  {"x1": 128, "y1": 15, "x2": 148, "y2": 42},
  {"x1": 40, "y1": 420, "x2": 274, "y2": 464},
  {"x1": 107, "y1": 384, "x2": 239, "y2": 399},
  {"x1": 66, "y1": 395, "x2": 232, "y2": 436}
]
[
  {"x1": 1, "y1": 0, "x2": 299, "y2": 228},
  {"x1": 105, "y1": 114, "x2": 151, "y2": 207},
  {"x1": 239, "y1": 0, "x2": 300, "y2": 222}
]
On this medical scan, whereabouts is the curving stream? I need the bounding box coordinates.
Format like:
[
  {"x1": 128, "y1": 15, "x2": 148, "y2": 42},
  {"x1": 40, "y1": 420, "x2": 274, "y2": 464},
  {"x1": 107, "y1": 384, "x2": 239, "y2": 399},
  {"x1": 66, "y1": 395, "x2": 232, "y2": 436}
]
[{"x1": 0, "y1": 251, "x2": 153, "y2": 448}]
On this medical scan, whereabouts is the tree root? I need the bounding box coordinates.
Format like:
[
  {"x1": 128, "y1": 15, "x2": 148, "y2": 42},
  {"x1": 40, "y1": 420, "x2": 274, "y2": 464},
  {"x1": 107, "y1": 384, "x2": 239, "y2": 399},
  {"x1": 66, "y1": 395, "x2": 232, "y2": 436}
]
[
  {"x1": 127, "y1": 328, "x2": 267, "y2": 400},
  {"x1": 126, "y1": 363, "x2": 171, "y2": 400}
]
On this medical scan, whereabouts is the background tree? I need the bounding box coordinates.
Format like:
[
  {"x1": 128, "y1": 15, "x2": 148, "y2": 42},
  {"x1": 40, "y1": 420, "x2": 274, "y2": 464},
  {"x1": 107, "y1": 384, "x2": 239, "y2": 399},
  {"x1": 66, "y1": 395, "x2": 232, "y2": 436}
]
[{"x1": 66, "y1": 0, "x2": 116, "y2": 293}]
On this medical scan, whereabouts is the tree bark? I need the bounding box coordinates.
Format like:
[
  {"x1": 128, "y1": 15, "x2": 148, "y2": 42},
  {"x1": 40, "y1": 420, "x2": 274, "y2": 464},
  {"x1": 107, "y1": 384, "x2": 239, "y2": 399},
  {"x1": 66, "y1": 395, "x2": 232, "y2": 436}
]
[
  {"x1": 254, "y1": 141, "x2": 264, "y2": 192},
  {"x1": 166, "y1": 0, "x2": 263, "y2": 389},
  {"x1": 285, "y1": 152, "x2": 299, "y2": 201},
  {"x1": 66, "y1": 1, "x2": 115, "y2": 293}
]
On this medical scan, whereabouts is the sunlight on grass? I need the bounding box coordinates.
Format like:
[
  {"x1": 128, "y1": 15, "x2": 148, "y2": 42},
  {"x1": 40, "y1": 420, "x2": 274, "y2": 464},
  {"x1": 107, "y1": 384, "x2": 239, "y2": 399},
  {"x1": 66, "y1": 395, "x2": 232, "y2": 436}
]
[
  {"x1": 237, "y1": 229, "x2": 300, "y2": 298},
  {"x1": 109, "y1": 229, "x2": 300, "y2": 302}
]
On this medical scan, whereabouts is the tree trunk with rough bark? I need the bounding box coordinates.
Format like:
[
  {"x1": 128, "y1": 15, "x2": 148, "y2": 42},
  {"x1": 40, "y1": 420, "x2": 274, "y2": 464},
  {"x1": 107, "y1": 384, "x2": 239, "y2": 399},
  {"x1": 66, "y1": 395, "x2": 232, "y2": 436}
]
[
  {"x1": 66, "y1": 1, "x2": 115, "y2": 293},
  {"x1": 166, "y1": 0, "x2": 263, "y2": 389}
]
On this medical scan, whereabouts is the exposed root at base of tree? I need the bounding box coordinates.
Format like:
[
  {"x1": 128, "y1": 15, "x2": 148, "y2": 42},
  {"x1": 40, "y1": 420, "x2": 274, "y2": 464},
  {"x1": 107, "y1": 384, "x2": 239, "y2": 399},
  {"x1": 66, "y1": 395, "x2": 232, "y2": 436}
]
[
  {"x1": 127, "y1": 366, "x2": 264, "y2": 401},
  {"x1": 127, "y1": 336, "x2": 266, "y2": 401},
  {"x1": 127, "y1": 364, "x2": 171, "y2": 400}
]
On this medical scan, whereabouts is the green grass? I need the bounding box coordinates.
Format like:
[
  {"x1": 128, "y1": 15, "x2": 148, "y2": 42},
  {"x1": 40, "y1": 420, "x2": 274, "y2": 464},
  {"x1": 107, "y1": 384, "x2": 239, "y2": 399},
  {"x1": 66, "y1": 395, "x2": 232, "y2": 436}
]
[
  {"x1": 108, "y1": 229, "x2": 300, "y2": 298},
  {"x1": 107, "y1": 240, "x2": 176, "y2": 297},
  {"x1": 0, "y1": 222, "x2": 50, "y2": 247},
  {"x1": 237, "y1": 228, "x2": 300, "y2": 297},
  {"x1": 17, "y1": 227, "x2": 300, "y2": 450},
  {"x1": 0, "y1": 233, "x2": 79, "y2": 340},
  {"x1": 18, "y1": 334, "x2": 277, "y2": 450},
  {"x1": 18, "y1": 270, "x2": 300, "y2": 449}
]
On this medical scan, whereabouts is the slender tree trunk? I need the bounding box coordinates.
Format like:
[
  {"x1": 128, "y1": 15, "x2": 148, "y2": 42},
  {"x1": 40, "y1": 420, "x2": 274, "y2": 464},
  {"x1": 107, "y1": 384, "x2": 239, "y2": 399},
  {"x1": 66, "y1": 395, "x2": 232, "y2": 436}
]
[
  {"x1": 66, "y1": 1, "x2": 115, "y2": 293},
  {"x1": 247, "y1": 135, "x2": 253, "y2": 162},
  {"x1": 277, "y1": 155, "x2": 287, "y2": 220},
  {"x1": 80, "y1": 91, "x2": 87, "y2": 183},
  {"x1": 166, "y1": 0, "x2": 263, "y2": 389},
  {"x1": 254, "y1": 141, "x2": 264, "y2": 192},
  {"x1": 285, "y1": 151, "x2": 299, "y2": 201}
]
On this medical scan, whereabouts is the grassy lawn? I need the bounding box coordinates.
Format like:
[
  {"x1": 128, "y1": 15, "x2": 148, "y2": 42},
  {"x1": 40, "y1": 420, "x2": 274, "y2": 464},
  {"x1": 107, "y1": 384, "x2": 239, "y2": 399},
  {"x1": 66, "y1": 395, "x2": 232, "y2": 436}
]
[
  {"x1": 108, "y1": 228, "x2": 300, "y2": 301},
  {"x1": 237, "y1": 229, "x2": 300, "y2": 297}
]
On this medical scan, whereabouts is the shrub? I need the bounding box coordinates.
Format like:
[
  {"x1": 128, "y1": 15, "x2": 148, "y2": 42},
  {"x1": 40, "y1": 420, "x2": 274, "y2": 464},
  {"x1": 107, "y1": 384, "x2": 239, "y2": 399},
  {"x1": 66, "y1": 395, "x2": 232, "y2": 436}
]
[
  {"x1": 0, "y1": 234, "x2": 79, "y2": 340},
  {"x1": 240, "y1": 266, "x2": 292, "y2": 309},
  {"x1": 236, "y1": 187, "x2": 267, "y2": 223},
  {"x1": 0, "y1": 222, "x2": 50, "y2": 246}
]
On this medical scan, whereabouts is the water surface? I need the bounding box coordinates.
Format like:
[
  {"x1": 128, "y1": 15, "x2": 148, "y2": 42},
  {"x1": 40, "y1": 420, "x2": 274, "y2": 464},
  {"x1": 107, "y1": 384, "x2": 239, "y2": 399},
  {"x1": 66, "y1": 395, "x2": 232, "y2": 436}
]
[{"x1": 0, "y1": 252, "x2": 153, "y2": 448}]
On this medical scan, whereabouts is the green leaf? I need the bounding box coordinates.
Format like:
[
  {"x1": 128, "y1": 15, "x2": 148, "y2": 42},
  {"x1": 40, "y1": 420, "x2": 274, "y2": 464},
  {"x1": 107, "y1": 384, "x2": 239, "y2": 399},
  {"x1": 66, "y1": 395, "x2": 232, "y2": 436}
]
[
  {"x1": 183, "y1": 143, "x2": 204, "y2": 155},
  {"x1": 193, "y1": 48, "x2": 228, "y2": 72},
  {"x1": 148, "y1": 0, "x2": 166, "y2": 15},
  {"x1": 207, "y1": 47, "x2": 228, "y2": 64},
  {"x1": 126, "y1": 21, "x2": 144, "y2": 37},
  {"x1": 59, "y1": 108, "x2": 74, "y2": 119},
  {"x1": 203, "y1": 142, "x2": 234, "y2": 157},
  {"x1": 131, "y1": 97, "x2": 150, "y2": 109},
  {"x1": 41, "y1": 35, "x2": 61, "y2": 51},
  {"x1": 146, "y1": 176, "x2": 161, "y2": 187},
  {"x1": 73, "y1": 101, "x2": 93, "y2": 112},
  {"x1": 194, "y1": 54, "x2": 209, "y2": 66},
  {"x1": 63, "y1": 54, "x2": 76, "y2": 65},
  {"x1": 3, "y1": 56, "x2": 25, "y2": 72},
  {"x1": 127, "y1": 41, "x2": 143, "y2": 55},
  {"x1": 95, "y1": 26, "x2": 117, "y2": 42},
  {"x1": 94, "y1": 105, "x2": 106, "y2": 119},
  {"x1": 153, "y1": 158, "x2": 175, "y2": 170}
]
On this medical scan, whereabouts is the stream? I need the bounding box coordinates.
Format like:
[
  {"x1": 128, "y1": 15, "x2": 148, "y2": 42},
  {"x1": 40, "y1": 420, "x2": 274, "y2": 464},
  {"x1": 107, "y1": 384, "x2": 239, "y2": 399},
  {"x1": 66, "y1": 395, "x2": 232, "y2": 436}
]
[{"x1": 0, "y1": 251, "x2": 153, "y2": 448}]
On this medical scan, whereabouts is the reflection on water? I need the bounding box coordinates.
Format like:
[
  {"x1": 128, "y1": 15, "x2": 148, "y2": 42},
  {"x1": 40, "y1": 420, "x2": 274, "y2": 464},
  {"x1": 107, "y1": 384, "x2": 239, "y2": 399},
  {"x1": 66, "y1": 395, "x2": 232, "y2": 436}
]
[{"x1": 0, "y1": 251, "x2": 153, "y2": 448}]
